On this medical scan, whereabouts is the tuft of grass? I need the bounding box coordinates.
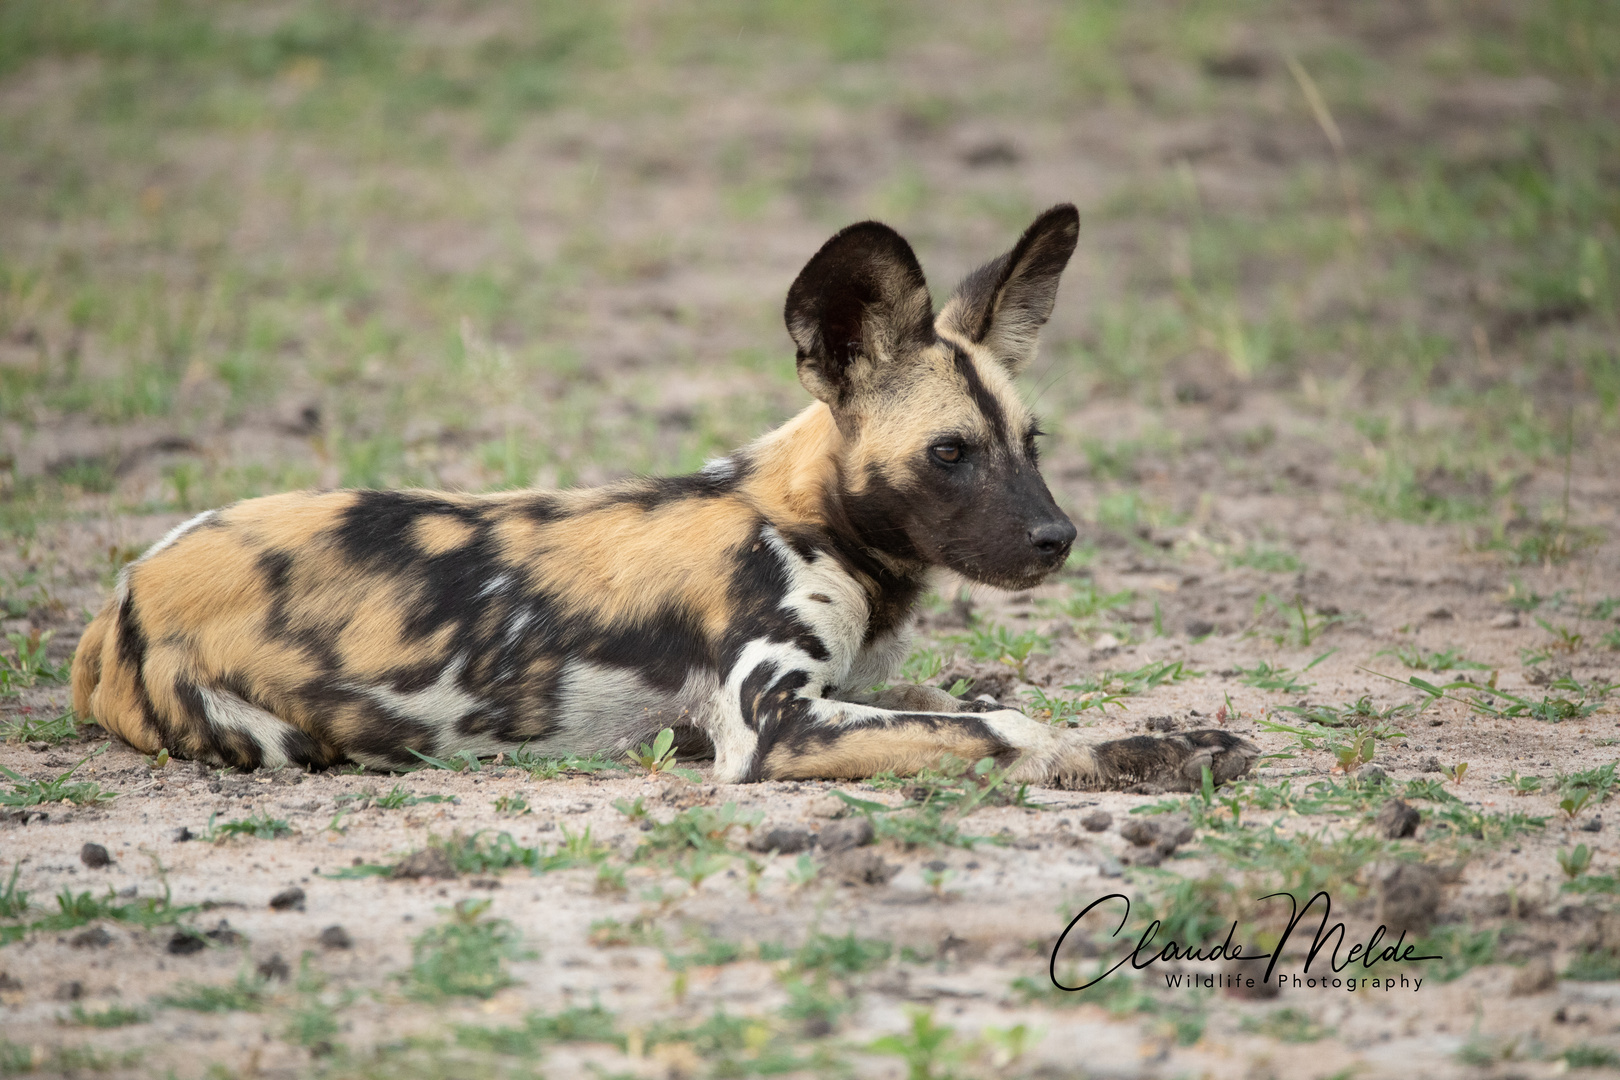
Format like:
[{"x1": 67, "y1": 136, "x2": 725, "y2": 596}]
[
  {"x1": 405, "y1": 898, "x2": 533, "y2": 1001},
  {"x1": 0, "y1": 709, "x2": 79, "y2": 744},
  {"x1": 335, "y1": 784, "x2": 453, "y2": 810},
  {"x1": 0, "y1": 743, "x2": 116, "y2": 807},
  {"x1": 200, "y1": 812, "x2": 292, "y2": 841},
  {"x1": 454, "y1": 1004, "x2": 620, "y2": 1055},
  {"x1": 64, "y1": 1003, "x2": 150, "y2": 1028},
  {"x1": 1229, "y1": 544, "x2": 1302, "y2": 573},
  {"x1": 0, "y1": 863, "x2": 27, "y2": 919},
  {"x1": 0, "y1": 629, "x2": 71, "y2": 695},
  {"x1": 952, "y1": 620, "x2": 1050, "y2": 681},
  {"x1": 509, "y1": 746, "x2": 624, "y2": 780},
  {"x1": 159, "y1": 972, "x2": 269, "y2": 1013},
  {"x1": 1374, "y1": 645, "x2": 1489, "y2": 672},
  {"x1": 1239, "y1": 1007, "x2": 1333, "y2": 1044}
]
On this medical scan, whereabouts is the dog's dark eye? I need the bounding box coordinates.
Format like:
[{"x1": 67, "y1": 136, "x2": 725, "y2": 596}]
[{"x1": 931, "y1": 443, "x2": 963, "y2": 465}]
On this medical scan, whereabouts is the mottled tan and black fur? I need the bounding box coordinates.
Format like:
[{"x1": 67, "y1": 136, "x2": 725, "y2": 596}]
[{"x1": 72, "y1": 206, "x2": 1256, "y2": 789}]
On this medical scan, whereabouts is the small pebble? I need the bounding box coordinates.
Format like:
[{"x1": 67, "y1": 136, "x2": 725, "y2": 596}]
[{"x1": 79, "y1": 843, "x2": 111, "y2": 869}]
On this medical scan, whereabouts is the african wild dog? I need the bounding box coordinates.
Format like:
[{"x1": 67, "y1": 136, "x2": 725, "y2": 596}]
[{"x1": 71, "y1": 205, "x2": 1257, "y2": 789}]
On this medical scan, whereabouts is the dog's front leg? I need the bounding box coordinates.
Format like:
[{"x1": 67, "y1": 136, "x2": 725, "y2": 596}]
[{"x1": 737, "y1": 680, "x2": 1256, "y2": 790}]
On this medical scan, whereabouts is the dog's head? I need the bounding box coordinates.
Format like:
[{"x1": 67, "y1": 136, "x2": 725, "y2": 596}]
[{"x1": 785, "y1": 205, "x2": 1080, "y2": 590}]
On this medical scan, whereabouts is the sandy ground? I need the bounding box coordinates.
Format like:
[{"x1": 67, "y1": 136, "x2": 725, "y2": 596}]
[{"x1": 4, "y1": 389, "x2": 1619, "y2": 1080}]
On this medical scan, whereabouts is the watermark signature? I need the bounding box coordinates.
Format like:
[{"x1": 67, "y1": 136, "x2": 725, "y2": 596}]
[{"x1": 1050, "y1": 890, "x2": 1441, "y2": 994}]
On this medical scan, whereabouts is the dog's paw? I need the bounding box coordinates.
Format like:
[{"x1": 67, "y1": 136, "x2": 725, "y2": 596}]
[{"x1": 1091, "y1": 729, "x2": 1259, "y2": 792}]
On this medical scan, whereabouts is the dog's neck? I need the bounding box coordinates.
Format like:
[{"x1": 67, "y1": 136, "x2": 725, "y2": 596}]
[{"x1": 737, "y1": 402, "x2": 929, "y2": 633}]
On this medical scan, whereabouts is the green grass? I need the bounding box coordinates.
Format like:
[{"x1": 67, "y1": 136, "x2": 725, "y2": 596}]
[
  {"x1": 405, "y1": 899, "x2": 533, "y2": 1002},
  {"x1": 200, "y1": 812, "x2": 292, "y2": 841},
  {"x1": 65, "y1": 1003, "x2": 150, "y2": 1028},
  {"x1": 159, "y1": 972, "x2": 269, "y2": 1013},
  {"x1": 0, "y1": 709, "x2": 80, "y2": 745},
  {"x1": 0, "y1": 744, "x2": 116, "y2": 807}
]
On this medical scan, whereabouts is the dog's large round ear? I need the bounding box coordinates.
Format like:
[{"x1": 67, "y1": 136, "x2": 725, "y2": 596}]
[
  {"x1": 939, "y1": 204, "x2": 1079, "y2": 375},
  {"x1": 784, "y1": 221, "x2": 934, "y2": 408}
]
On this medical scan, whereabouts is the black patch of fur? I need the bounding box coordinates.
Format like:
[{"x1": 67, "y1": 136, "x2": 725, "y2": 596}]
[{"x1": 949, "y1": 343, "x2": 1007, "y2": 442}]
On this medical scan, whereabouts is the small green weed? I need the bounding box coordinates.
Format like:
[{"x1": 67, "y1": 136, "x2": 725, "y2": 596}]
[
  {"x1": 1374, "y1": 645, "x2": 1489, "y2": 672},
  {"x1": 493, "y1": 793, "x2": 530, "y2": 815},
  {"x1": 200, "y1": 812, "x2": 292, "y2": 841},
  {"x1": 0, "y1": 629, "x2": 70, "y2": 694},
  {"x1": 0, "y1": 863, "x2": 27, "y2": 919},
  {"x1": 625, "y1": 727, "x2": 702, "y2": 782},
  {"x1": 160, "y1": 972, "x2": 269, "y2": 1013},
  {"x1": 1230, "y1": 544, "x2": 1302, "y2": 573},
  {"x1": 0, "y1": 709, "x2": 79, "y2": 744},
  {"x1": 1236, "y1": 654, "x2": 1329, "y2": 694},
  {"x1": 1501, "y1": 770, "x2": 1543, "y2": 796},
  {"x1": 953, "y1": 621, "x2": 1050, "y2": 680},
  {"x1": 1560, "y1": 844, "x2": 1593, "y2": 880},
  {"x1": 405, "y1": 747, "x2": 484, "y2": 772},
  {"x1": 406, "y1": 898, "x2": 533, "y2": 1001},
  {"x1": 509, "y1": 745, "x2": 623, "y2": 780},
  {"x1": 1565, "y1": 949, "x2": 1620, "y2": 982},
  {"x1": 454, "y1": 1004, "x2": 621, "y2": 1055},
  {"x1": 1239, "y1": 1007, "x2": 1333, "y2": 1043},
  {"x1": 1043, "y1": 581, "x2": 1135, "y2": 621},
  {"x1": 0, "y1": 744, "x2": 116, "y2": 807},
  {"x1": 868, "y1": 1009, "x2": 963, "y2": 1080},
  {"x1": 336, "y1": 784, "x2": 453, "y2": 810},
  {"x1": 65, "y1": 1003, "x2": 150, "y2": 1028},
  {"x1": 634, "y1": 802, "x2": 761, "y2": 860},
  {"x1": 1562, "y1": 1045, "x2": 1620, "y2": 1069}
]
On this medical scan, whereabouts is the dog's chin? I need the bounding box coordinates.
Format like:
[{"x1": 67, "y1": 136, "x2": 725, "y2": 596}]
[{"x1": 948, "y1": 559, "x2": 1064, "y2": 592}]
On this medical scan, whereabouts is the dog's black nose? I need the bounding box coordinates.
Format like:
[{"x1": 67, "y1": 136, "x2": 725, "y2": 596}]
[{"x1": 1029, "y1": 519, "x2": 1077, "y2": 557}]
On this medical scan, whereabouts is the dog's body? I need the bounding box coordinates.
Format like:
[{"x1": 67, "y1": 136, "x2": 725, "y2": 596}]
[{"x1": 72, "y1": 206, "x2": 1256, "y2": 789}]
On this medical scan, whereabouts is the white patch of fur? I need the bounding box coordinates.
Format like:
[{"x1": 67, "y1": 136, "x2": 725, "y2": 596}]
[
  {"x1": 699, "y1": 456, "x2": 736, "y2": 480},
  {"x1": 197, "y1": 686, "x2": 293, "y2": 769},
  {"x1": 478, "y1": 573, "x2": 512, "y2": 599},
  {"x1": 548, "y1": 660, "x2": 669, "y2": 750},
  {"x1": 362, "y1": 655, "x2": 483, "y2": 731}
]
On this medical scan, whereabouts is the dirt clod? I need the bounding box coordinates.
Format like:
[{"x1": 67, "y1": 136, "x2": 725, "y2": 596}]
[
  {"x1": 318, "y1": 925, "x2": 353, "y2": 950},
  {"x1": 1376, "y1": 799, "x2": 1422, "y2": 839},
  {"x1": 268, "y1": 886, "x2": 306, "y2": 911},
  {"x1": 1376, "y1": 862, "x2": 1444, "y2": 934},
  {"x1": 746, "y1": 824, "x2": 814, "y2": 854},
  {"x1": 166, "y1": 932, "x2": 206, "y2": 956},
  {"x1": 392, "y1": 848, "x2": 457, "y2": 880},
  {"x1": 807, "y1": 795, "x2": 846, "y2": 819},
  {"x1": 78, "y1": 842, "x2": 111, "y2": 868},
  {"x1": 53, "y1": 981, "x2": 83, "y2": 1001},
  {"x1": 256, "y1": 954, "x2": 291, "y2": 982},
  {"x1": 1080, "y1": 810, "x2": 1112, "y2": 832},
  {"x1": 817, "y1": 817, "x2": 875, "y2": 853},
  {"x1": 821, "y1": 848, "x2": 894, "y2": 886},
  {"x1": 1119, "y1": 819, "x2": 1158, "y2": 846},
  {"x1": 70, "y1": 927, "x2": 111, "y2": 949},
  {"x1": 1510, "y1": 957, "x2": 1557, "y2": 996}
]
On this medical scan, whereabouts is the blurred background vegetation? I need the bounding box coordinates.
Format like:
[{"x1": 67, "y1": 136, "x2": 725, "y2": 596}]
[{"x1": 0, "y1": 0, "x2": 1615, "y2": 539}]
